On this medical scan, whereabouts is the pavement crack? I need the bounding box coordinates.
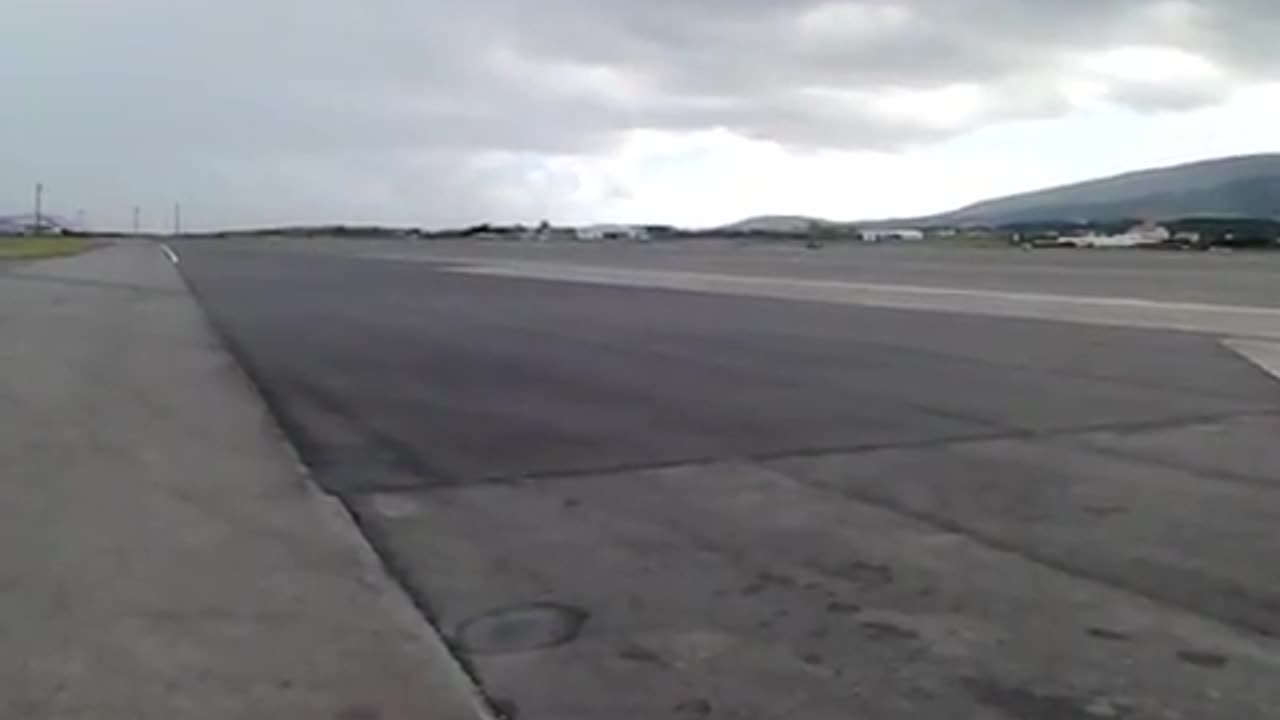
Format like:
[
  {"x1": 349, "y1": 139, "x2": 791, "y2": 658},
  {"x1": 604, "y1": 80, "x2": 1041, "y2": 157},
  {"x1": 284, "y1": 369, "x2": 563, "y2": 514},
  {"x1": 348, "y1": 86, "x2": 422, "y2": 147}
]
[
  {"x1": 769, "y1": 464, "x2": 1280, "y2": 639},
  {"x1": 1073, "y1": 438, "x2": 1280, "y2": 493},
  {"x1": 341, "y1": 500, "x2": 509, "y2": 719},
  {"x1": 340, "y1": 407, "x2": 1280, "y2": 497}
]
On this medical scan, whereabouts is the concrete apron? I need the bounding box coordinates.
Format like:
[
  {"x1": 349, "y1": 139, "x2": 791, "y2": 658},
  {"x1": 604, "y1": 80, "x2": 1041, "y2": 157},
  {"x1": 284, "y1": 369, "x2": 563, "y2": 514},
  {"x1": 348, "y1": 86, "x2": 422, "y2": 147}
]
[{"x1": 0, "y1": 241, "x2": 491, "y2": 720}]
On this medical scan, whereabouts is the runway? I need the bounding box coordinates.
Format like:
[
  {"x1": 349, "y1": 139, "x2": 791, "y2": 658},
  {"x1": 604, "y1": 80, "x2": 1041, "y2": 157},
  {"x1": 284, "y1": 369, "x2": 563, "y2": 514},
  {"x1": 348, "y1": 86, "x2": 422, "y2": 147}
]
[
  {"x1": 229, "y1": 235, "x2": 1280, "y2": 306},
  {"x1": 176, "y1": 239, "x2": 1280, "y2": 719}
]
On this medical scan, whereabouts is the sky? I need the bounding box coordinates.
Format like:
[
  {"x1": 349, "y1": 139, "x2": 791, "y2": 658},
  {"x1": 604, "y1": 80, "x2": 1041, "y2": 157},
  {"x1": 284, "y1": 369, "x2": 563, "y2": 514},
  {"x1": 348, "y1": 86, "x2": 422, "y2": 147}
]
[{"x1": 2, "y1": 0, "x2": 1278, "y2": 231}]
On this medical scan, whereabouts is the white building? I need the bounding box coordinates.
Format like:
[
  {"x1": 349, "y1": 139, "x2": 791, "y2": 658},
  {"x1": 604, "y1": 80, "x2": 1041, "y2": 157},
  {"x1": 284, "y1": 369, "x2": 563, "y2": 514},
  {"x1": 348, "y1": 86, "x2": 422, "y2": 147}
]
[
  {"x1": 0, "y1": 214, "x2": 69, "y2": 236},
  {"x1": 1070, "y1": 222, "x2": 1170, "y2": 248},
  {"x1": 575, "y1": 224, "x2": 650, "y2": 241},
  {"x1": 860, "y1": 228, "x2": 925, "y2": 242}
]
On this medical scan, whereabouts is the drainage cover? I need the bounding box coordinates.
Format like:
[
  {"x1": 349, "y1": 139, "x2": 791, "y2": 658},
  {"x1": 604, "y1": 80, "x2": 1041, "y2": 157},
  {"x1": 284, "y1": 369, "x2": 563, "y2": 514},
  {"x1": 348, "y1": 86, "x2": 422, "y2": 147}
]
[{"x1": 454, "y1": 602, "x2": 588, "y2": 656}]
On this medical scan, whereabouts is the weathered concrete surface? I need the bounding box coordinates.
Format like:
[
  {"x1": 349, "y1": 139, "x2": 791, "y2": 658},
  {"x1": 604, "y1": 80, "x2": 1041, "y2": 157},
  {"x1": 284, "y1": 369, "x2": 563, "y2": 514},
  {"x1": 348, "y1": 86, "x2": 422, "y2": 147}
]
[
  {"x1": 175, "y1": 243, "x2": 1280, "y2": 719},
  {"x1": 0, "y1": 242, "x2": 489, "y2": 719}
]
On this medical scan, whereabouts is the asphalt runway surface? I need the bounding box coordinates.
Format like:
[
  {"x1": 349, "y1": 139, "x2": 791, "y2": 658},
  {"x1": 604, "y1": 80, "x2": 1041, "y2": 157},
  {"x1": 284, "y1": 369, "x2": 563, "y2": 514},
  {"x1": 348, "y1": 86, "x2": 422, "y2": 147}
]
[
  {"x1": 176, "y1": 240, "x2": 1280, "y2": 719},
  {"x1": 237, "y1": 236, "x2": 1280, "y2": 306}
]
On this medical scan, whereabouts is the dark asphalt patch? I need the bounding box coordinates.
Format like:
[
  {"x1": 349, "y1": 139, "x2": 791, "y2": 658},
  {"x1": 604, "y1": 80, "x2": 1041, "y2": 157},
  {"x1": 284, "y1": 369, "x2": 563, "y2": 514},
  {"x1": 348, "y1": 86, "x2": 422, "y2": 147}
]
[
  {"x1": 962, "y1": 677, "x2": 1133, "y2": 720},
  {"x1": 173, "y1": 244, "x2": 1280, "y2": 492},
  {"x1": 1176, "y1": 650, "x2": 1230, "y2": 669}
]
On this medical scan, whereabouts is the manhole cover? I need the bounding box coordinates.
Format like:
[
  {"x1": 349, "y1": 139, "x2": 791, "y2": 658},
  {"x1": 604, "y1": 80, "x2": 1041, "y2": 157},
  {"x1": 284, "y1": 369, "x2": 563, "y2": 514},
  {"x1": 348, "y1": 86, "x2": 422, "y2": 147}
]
[{"x1": 454, "y1": 602, "x2": 588, "y2": 656}]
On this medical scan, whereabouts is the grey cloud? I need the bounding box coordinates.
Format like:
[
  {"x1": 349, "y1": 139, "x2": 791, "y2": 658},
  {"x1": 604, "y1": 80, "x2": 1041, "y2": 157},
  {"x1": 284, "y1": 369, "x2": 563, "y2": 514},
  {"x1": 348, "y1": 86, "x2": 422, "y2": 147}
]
[
  {"x1": 1102, "y1": 81, "x2": 1232, "y2": 113},
  {"x1": 2, "y1": 0, "x2": 1278, "y2": 227},
  {"x1": 491, "y1": 0, "x2": 1264, "y2": 145}
]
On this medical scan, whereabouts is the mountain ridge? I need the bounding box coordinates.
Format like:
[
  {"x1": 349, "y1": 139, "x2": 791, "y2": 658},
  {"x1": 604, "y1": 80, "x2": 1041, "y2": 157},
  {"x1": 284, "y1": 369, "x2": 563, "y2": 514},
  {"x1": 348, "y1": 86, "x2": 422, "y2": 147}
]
[{"x1": 725, "y1": 153, "x2": 1280, "y2": 231}]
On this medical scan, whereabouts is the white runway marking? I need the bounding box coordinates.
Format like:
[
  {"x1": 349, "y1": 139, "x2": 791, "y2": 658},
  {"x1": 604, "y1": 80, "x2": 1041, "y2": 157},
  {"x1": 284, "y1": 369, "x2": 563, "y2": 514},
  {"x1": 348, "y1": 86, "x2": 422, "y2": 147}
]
[
  {"x1": 1223, "y1": 338, "x2": 1280, "y2": 382},
  {"x1": 452, "y1": 261, "x2": 1280, "y2": 340},
  {"x1": 161, "y1": 244, "x2": 179, "y2": 265}
]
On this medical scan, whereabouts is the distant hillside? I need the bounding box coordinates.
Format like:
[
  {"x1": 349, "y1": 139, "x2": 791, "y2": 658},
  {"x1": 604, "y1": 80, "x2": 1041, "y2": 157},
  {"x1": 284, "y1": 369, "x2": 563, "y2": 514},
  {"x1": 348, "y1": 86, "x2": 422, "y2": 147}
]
[
  {"x1": 931, "y1": 154, "x2": 1280, "y2": 226},
  {"x1": 723, "y1": 154, "x2": 1280, "y2": 232},
  {"x1": 720, "y1": 215, "x2": 830, "y2": 234}
]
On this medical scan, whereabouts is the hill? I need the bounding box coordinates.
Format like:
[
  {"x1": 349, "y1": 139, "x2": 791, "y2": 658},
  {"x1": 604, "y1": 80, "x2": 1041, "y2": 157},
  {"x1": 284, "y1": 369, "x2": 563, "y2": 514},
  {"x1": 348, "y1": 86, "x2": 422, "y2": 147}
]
[
  {"x1": 723, "y1": 154, "x2": 1280, "y2": 232},
  {"x1": 719, "y1": 215, "x2": 829, "y2": 234},
  {"x1": 933, "y1": 154, "x2": 1280, "y2": 226}
]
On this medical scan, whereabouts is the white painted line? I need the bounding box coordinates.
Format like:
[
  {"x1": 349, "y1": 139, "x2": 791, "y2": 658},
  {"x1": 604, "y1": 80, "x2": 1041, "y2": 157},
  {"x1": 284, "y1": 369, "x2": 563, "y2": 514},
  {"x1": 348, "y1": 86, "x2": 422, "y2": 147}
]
[
  {"x1": 458, "y1": 261, "x2": 1280, "y2": 317},
  {"x1": 1223, "y1": 338, "x2": 1280, "y2": 382},
  {"x1": 161, "y1": 244, "x2": 179, "y2": 265},
  {"x1": 451, "y1": 261, "x2": 1280, "y2": 340}
]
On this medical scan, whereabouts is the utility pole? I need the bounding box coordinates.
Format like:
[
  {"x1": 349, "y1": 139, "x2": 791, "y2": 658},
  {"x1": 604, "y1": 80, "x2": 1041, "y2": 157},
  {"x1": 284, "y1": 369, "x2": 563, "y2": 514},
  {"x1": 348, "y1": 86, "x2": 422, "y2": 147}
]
[
  {"x1": 34, "y1": 182, "x2": 44, "y2": 234},
  {"x1": 132, "y1": 206, "x2": 141, "y2": 235},
  {"x1": 172, "y1": 203, "x2": 182, "y2": 236}
]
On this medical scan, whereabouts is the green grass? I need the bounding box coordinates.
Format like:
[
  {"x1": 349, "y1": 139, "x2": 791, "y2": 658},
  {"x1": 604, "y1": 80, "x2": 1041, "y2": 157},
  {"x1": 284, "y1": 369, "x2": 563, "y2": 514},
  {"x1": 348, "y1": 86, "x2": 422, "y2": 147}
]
[{"x1": 0, "y1": 236, "x2": 93, "y2": 260}]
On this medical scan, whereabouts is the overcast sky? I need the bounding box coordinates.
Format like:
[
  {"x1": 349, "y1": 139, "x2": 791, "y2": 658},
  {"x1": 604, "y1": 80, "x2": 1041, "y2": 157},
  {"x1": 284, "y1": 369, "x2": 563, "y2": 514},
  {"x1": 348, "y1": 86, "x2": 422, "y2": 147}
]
[{"x1": 2, "y1": 1, "x2": 1278, "y2": 230}]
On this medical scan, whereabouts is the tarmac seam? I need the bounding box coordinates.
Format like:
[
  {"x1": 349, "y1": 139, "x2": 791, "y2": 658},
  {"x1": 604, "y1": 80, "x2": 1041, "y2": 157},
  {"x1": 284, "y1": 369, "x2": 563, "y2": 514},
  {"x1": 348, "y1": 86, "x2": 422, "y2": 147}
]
[
  {"x1": 167, "y1": 244, "x2": 501, "y2": 720},
  {"x1": 770, "y1": 465, "x2": 1280, "y2": 640},
  {"x1": 1073, "y1": 439, "x2": 1280, "y2": 493},
  {"x1": 338, "y1": 407, "x2": 1280, "y2": 497}
]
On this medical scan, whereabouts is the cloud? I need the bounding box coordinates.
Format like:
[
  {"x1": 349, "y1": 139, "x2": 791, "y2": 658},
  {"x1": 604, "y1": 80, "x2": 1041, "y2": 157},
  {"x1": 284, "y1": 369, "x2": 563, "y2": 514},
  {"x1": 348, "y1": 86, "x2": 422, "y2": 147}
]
[{"x1": 1, "y1": 0, "x2": 1278, "y2": 227}]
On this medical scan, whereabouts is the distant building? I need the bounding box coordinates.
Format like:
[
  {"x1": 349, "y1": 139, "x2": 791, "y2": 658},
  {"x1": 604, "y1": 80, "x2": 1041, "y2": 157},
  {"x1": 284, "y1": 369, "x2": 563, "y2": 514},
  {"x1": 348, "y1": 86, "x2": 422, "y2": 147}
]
[
  {"x1": 524, "y1": 223, "x2": 576, "y2": 242},
  {"x1": 575, "y1": 224, "x2": 651, "y2": 241},
  {"x1": 0, "y1": 214, "x2": 69, "y2": 236},
  {"x1": 640, "y1": 224, "x2": 678, "y2": 238},
  {"x1": 1070, "y1": 221, "x2": 1169, "y2": 248},
  {"x1": 860, "y1": 228, "x2": 925, "y2": 242}
]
